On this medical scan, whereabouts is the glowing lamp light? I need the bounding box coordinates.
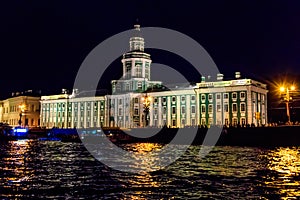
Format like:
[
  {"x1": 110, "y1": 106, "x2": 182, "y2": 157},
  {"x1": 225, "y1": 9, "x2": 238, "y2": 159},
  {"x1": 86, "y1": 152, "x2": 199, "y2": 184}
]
[
  {"x1": 280, "y1": 87, "x2": 285, "y2": 92},
  {"x1": 291, "y1": 85, "x2": 296, "y2": 91}
]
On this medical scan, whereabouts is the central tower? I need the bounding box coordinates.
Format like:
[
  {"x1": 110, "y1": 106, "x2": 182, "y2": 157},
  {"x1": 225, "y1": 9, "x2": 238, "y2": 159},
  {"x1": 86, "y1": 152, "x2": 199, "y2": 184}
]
[{"x1": 111, "y1": 24, "x2": 161, "y2": 94}]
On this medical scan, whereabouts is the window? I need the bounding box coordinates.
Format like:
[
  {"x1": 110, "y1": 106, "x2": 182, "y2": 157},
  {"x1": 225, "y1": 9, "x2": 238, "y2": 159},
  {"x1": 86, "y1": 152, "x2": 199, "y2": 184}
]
[
  {"x1": 208, "y1": 94, "x2": 213, "y2": 101},
  {"x1": 240, "y1": 92, "x2": 245, "y2": 99},
  {"x1": 125, "y1": 83, "x2": 130, "y2": 91},
  {"x1": 172, "y1": 96, "x2": 176, "y2": 102},
  {"x1": 232, "y1": 103, "x2": 237, "y2": 112},
  {"x1": 135, "y1": 64, "x2": 142, "y2": 77},
  {"x1": 163, "y1": 106, "x2": 167, "y2": 115},
  {"x1": 225, "y1": 119, "x2": 229, "y2": 125},
  {"x1": 191, "y1": 95, "x2": 196, "y2": 101},
  {"x1": 201, "y1": 94, "x2": 205, "y2": 101},
  {"x1": 241, "y1": 118, "x2": 246, "y2": 125},
  {"x1": 216, "y1": 93, "x2": 221, "y2": 100},
  {"x1": 134, "y1": 98, "x2": 139, "y2": 103},
  {"x1": 224, "y1": 104, "x2": 229, "y2": 112},
  {"x1": 154, "y1": 108, "x2": 158, "y2": 115},
  {"x1": 181, "y1": 119, "x2": 186, "y2": 126},
  {"x1": 162, "y1": 97, "x2": 166, "y2": 103},
  {"x1": 241, "y1": 103, "x2": 246, "y2": 112},
  {"x1": 224, "y1": 93, "x2": 229, "y2": 99},
  {"x1": 181, "y1": 106, "x2": 186, "y2": 114},
  {"x1": 208, "y1": 104, "x2": 213, "y2": 113},
  {"x1": 233, "y1": 118, "x2": 238, "y2": 125},
  {"x1": 191, "y1": 105, "x2": 196, "y2": 114},
  {"x1": 134, "y1": 108, "x2": 139, "y2": 115},
  {"x1": 217, "y1": 103, "x2": 221, "y2": 112},
  {"x1": 232, "y1": 92, "x2": 237, "y2": 99},
  {"x1": 191, "y1": 119, "x2": 196, "y2": 126},
  {"x1": 172, "y1": 107, "x2": 176, "y2": 114},
  {"x1": 119, "y1": 99, "x2": 122, "y2": 105},
  {"x1": 172, "y1": 120, "x2": 176, "y2": 127},
  {"x1": 154, "y1": 98, "x2": 158, "y2": 103},
  {"x1": 181, "y1": 96, "x2": 185, "y2": 102},
  {"x1": 201, "y1": 105, "x2": 206, "y2": 113},
  {"x1": 118, "y1": 108, "x2": 122, "y2": 116},
  {"x1": 137, "y1": 82, "x2": 142, "y2": 90}
]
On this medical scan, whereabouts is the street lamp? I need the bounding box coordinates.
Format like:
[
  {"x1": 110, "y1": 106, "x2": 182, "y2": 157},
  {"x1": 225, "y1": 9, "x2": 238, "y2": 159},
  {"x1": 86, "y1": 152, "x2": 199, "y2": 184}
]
[
  {"x1": 142, "y1": 94, "x2": 151, "y2": 127},
  {"x1": 18, "y1": 104, "x2": 26, "y2": 126},
  {"x1": 279, "y1": 85, "x2": 295, "y2": 124}
]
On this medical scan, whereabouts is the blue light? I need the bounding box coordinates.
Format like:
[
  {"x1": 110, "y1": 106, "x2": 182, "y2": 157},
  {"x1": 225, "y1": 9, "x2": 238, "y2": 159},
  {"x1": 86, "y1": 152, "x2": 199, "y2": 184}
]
[
  {"x1": 13, "y1": 127, "x2": 29, "y2": 137},
  {"x1": 14, "y1": 128, "x2": 28, "y2": 133}
]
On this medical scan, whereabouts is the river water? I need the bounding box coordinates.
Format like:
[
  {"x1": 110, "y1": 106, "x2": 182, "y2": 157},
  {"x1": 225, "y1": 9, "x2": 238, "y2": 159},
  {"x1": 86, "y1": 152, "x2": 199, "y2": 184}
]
[{"x1": 0, "y1": 140, "x2": 300, "y2": 199}]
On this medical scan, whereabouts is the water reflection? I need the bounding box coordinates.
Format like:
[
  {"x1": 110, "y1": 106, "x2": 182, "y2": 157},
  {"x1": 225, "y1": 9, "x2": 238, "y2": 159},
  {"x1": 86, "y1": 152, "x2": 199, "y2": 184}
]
[
  {"x1": 262, "y1": 147, "x2": 300, "y2": 199},
  {"x1": 1, "y1": 141, "x2": 300, "y2": 199}
]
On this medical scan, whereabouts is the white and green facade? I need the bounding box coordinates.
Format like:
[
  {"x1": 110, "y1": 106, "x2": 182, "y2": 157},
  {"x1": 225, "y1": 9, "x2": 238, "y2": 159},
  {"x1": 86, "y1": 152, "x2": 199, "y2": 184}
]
[
  {"x1": 40, "y1": 24, "x2": 268, "y2": 129},
  {"x1": 40, "y1": 94, "x2": 106, "y2": 128}
]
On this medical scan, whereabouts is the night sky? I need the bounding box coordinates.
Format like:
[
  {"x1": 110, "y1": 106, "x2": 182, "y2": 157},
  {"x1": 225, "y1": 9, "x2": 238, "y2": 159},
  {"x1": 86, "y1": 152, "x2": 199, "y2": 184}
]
[{"x1": 1, "y1": 0, "x2": 300, "y2": 99}]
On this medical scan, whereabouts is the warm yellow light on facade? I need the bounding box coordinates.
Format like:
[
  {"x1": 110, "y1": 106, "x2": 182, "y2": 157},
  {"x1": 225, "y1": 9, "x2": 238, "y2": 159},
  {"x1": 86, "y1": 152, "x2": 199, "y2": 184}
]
[
  {"x1": 19, "y1": 104, "x2": 26, "y2": 112},
  {"x1": 280, "y1": 87, "x2": 285, "y2": 92}
]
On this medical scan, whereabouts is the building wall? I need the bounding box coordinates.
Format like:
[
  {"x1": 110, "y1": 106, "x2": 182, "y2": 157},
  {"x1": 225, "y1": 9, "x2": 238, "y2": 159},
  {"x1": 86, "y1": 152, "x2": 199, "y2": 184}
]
[
  {"x1": 40, "y1": 95, "x2": 106, "y2": 129},
  {"x1": 0, "y1": 96, "x2": 40, "y2": 127}
]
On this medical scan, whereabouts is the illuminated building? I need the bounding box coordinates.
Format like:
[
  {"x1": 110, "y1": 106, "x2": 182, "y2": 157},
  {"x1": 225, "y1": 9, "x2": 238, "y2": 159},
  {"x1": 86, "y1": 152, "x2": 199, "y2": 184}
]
[
  {"x1": 0, "y1": 93, "x2": 40, "y2": 127},
  {"x1": 40, "y1": 93, "x2": 106, "y2": 128},
  {"x1": 40, "y1": 24, "x2": 268, "y2": 129}
]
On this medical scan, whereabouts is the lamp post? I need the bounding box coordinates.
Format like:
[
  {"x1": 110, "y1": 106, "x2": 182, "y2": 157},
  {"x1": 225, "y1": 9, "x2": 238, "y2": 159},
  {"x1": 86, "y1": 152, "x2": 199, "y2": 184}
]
[
  {"x1": 142, "y1": 93, "x2": 151, "y2": 127},
  {"x1": 280, "y1": 85, "x2": 295, "y2": 124},
  {"x1": 18, "y1": 104, "x2": 25, "y2": 126}
]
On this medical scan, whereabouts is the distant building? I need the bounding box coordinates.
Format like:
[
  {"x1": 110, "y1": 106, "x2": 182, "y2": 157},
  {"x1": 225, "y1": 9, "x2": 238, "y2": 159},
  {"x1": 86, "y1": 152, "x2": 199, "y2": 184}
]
[
  {"x1": 40, "y1": 24, "x2": 268, "y2": 129},
  {"x1": 0, "y1": 95, "x2": 40, "y2": 127}
]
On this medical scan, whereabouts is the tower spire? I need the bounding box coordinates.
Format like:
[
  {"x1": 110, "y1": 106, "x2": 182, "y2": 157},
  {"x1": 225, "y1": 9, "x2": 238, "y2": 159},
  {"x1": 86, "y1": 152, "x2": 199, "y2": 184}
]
[{"x1": 129, "y1": 23, "x2": 144, "y2": 51}]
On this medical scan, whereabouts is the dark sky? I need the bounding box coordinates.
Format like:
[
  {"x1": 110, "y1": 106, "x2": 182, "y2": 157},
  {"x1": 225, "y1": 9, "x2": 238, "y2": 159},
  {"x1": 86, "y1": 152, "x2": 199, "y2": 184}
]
[{"x1": 1, "y1": 0, "x2": 300, "y2": 98}]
